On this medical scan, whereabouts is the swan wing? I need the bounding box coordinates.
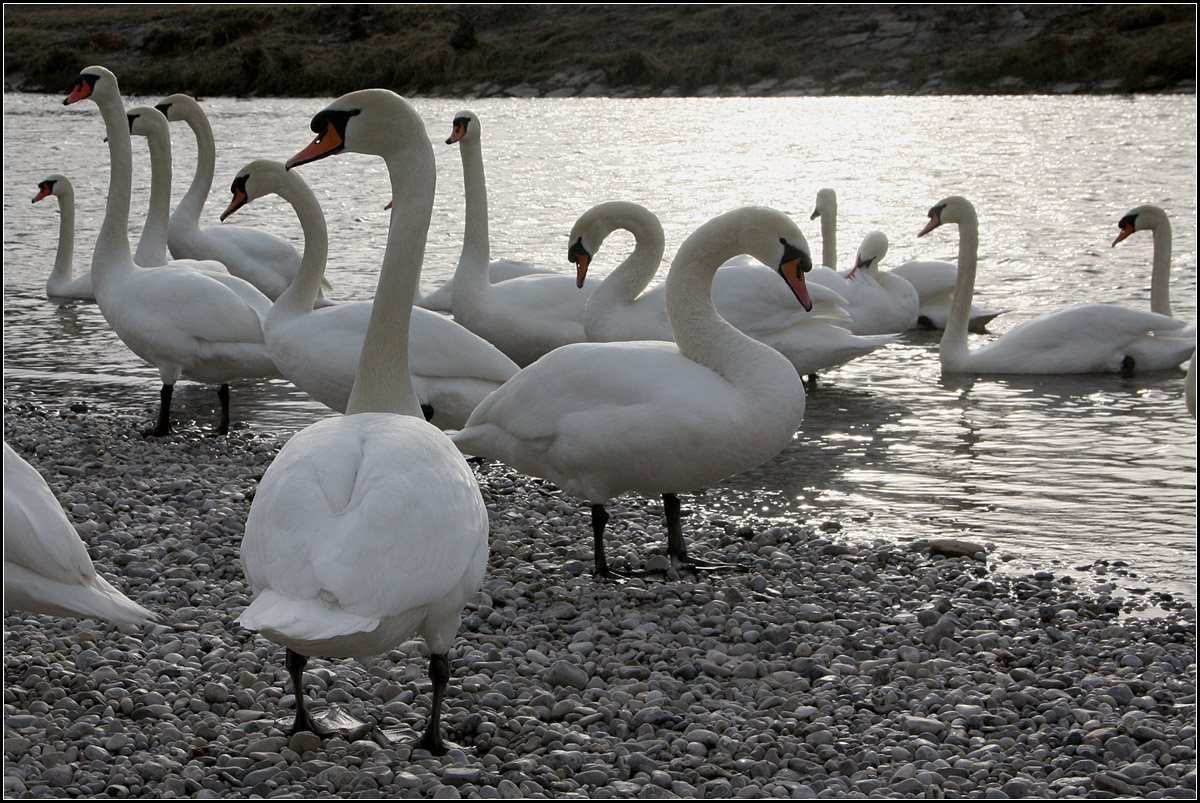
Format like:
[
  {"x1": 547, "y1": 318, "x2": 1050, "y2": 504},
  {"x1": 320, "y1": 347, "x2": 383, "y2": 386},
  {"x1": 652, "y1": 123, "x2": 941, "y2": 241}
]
[
  {"x1": 3, "y1": 443, "x2": 95, "y2": 586},
  {"x1": 410, "y1": 308, "x2": 519, "y2": 383}
]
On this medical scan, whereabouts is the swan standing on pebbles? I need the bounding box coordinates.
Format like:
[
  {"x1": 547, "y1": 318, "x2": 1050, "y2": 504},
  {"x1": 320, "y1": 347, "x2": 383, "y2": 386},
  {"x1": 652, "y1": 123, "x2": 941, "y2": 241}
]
[
  {"x1": 443, "y1": 111, "x2": 592, "y2": 366},
  {"x1": 919, "y1": 195, "x2": 1190, "y2": 375},
  {"x1": 237, "y1": 89, "x2": 488, "y2": 753},
  {"x1": 154, "y1": 93, "x2": 323, "y2": 303},
  {"x1": 4, "y1": 442, "x2": 159, "y2": 626},
  {"x1": 454, "y1": 206, "x2": 811, "y2": 579},
  {"x1": 33, "y1": 174, "x2": 94, "y2": 301},
  {"x1": 221, "y1": 159, "x2": 518, "y2": 430},
  {"x1": 1111, "y1": 204, "x2": 1197, "y2": 371},
  {"x1": 64, "y1": 67, "x2": 278, "y2": 437},
  {"x1": 571, "y1": 200, "x2": 893, "y2": 382}
]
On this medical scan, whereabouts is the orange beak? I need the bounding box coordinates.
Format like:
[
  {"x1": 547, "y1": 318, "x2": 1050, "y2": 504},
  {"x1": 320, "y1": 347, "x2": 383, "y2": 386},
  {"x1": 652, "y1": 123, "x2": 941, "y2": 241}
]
[
  {"x1": 220, "y1": 187, "x2": 248, "y2": 221},
  {"x1": 64, "y1": 81, "x2": 92, "y2": 106},
  {"x1": 918, "y1": 213, "x2": 941, "y2": 238},
  {"x1": 446, "y1": 122, "x2": 466, "y2": 145},
  {"x1": 286, "y1": 122, "x2": 344, "y2": 170},
  {"x1": 780, "y1": 258, "x2": 812, "y2": 311},
  {"x1": 33, "y1": 185, "x2": 52, "y2": 203},
  {"x1": 574, "y1": 253, "x2": 590, "y2": 289},
  {"x1": 1112, "y1": 223, "x2": 1135, "y2": 247}
]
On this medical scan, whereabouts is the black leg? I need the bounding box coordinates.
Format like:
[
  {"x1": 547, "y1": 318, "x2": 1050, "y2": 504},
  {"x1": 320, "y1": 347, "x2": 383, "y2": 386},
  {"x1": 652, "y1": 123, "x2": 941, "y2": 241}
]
[
  {"x1": 804, "y1": 373, "x2": 818, "y2": 392},
  {"x1": 144, "y1": 384, "x2": 173, "y2": 437},
  {"x1": 420, "y1": 403, "x2": 435, "y2": 422},
  {"x1": 216, "y1": 383, "x2": 231, "y2": 436},
  {"x1": 591, "y1": 503, "x2": 615, "y2": 579},
  {"x1": 663, "y1": 493, "x2": 742, "y2": 574},
  {"x1": 286, "y1": 648, "x2": 316, "y2": 736},
  {"x1": 413, "y1": 653, "x2": 450, "y2": 755},
  {"x1": 284, "y1": 648, "x2": 371, "y2": 740},
  {"x1": 1120, "y1": 355, "x2": 1136, "y2": 378}
]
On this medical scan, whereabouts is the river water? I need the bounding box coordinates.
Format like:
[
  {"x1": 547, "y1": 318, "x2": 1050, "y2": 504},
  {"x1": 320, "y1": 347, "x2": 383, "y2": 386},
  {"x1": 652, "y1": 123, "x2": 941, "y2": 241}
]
[{"x1": 3, "y1": 90, "x2": 1195, "y2": 608}]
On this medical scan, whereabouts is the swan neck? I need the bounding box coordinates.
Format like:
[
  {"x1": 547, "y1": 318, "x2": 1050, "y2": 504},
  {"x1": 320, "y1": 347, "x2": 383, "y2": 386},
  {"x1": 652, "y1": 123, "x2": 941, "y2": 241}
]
[
  {"x1": 940, "y1": 215, "x2": 978, "y2": 367},
  {"x1": 93, "y1": 91, "x2": 135, "y2": 274},
  {"x1": 345, "y1": 145, "x2": 433, "y2": 418},
  {"x1": 48, "y1": 192, "x2": 76, "y2": 286},
  {"x1": 452, "y1": 135, "x2": 490, "y2": 292},
  {"x1": 271, "y1": 179, "x2": 330, "y2": 316},
  {"x1": 134, "y1": 127, "x2": 172, "y2": 266},
  {"x1": 821, "y1": 209, "x2": 837, "y2": 269},
  {"x1": 177, "y1": 109, "x2": 215, "y2": 220},
  {"x1": 590, "y1": 210, "x2": 665, "y2": 306},
  {"x1": 1149, "y1": 218, "x2": 1173, "y2": 317}
]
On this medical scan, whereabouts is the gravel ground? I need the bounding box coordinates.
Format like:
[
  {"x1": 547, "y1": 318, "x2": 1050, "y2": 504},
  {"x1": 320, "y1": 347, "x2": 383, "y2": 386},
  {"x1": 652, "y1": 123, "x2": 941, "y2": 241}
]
[{"x1": 3, "y1": 392, "x2": 1196, "y2": 799}]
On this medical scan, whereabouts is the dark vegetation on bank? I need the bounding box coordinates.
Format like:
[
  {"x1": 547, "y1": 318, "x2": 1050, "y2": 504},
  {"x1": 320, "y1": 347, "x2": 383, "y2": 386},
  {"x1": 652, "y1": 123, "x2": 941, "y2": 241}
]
[{"x1": 4, "y1": 4, "x2": 1196, "y2": 99}]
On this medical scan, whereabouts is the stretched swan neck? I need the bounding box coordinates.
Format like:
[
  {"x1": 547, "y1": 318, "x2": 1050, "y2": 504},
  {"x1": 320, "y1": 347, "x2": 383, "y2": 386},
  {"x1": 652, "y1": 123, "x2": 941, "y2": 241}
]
[
  {"x1": 666, "y1": 212, "x2": 785, "y2": 382},
  {"x1": 941, "y1": 206, "x2": 979, "y2": 365},
  {"x1": 820, "y1": 206, "x2": 837, "y2": 269},
  {"x1": 270, "y1": 175, "x2": 329, "y2": 316},
  {"x1": 133, "y1": 116, "x2": 172, "y2": 267},
  {"x1": 48, "y1": 186, "x2": 76, "y2": 288},
  {"x1": 92, "y1": 83, "x2": 135, "y2": 274},
  {"x1": 177, "y1": 103, "x2": 216, "y2": 221},
  {"x1": 1148, "y1": 212, "x2": 1173, "y2": 317},
  {"x1": 589, "y1": 203, "x2": 665, "y2": 304},
  {"x1": 346, "y1": 132, "x2": 434, "y2": 418},
  {"x1": 452, "y1": 130, "x2": 491, "y2": 290}
]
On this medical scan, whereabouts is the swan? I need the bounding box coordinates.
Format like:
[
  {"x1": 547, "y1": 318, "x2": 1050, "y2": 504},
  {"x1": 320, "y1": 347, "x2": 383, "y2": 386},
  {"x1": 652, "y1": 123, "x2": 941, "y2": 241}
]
[
  {"x1": 443, "y1": 110, "x2": 592, "y2": 366},
  {"x1": 808, "y1": 187, "x2": 1002, "y2": 332},
  {"x1": 4, "y1": 441, "x2": 159, "y2": 625},
  {"x1": 33, "y1": 174, "x2": 95, "y2": 301},
  {"x1": 453, "y1": 205, "x2": 811, "y2": 579},
  {"x1": 128, "y1": 105, "x2": 182, "y2": 269},
  {"x1": 154, "y1": 93, "x2": 322, "y2": 303},
  {"x1": 919, "y1": 195, "x2": 1191, "y2": 375},
  {"x1": 237, "y1": 88, "x2": 488, "y2": 753},
  {"x1": 571, "y1": 200, "x2": 894, "y2": 381},
  {"x1": 64, "y1": 66, "x2": 279, "y2": 436},
  {"x1": 1111, "y1": 204, "x2": 1198, "y2": 371},
  {"x1": 221, "y1": 159, "x2": 519, "y2": 430},
  {"x1": 840, "y1": 231, "x2": 920, "y2": 334},
  {"x1": 1187, "y1": 352, "x2": 1197, "y2": 419}
]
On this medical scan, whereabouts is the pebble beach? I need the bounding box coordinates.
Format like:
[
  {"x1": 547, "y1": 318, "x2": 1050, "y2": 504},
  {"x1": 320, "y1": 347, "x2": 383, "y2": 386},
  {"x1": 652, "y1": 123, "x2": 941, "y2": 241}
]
[{"x1": 2, "y1": 392, "x2": 1196, "y2": 799}]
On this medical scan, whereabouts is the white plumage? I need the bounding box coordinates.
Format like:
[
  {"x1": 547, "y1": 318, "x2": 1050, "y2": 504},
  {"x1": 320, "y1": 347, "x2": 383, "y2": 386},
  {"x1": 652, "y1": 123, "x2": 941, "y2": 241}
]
[{"x1": 33, "y1": 173, "x2": 94, "y2": 301}]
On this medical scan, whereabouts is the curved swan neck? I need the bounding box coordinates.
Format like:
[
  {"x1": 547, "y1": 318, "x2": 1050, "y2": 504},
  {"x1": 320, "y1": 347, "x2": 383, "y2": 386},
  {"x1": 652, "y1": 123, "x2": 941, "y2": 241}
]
[
  {"x1": 666, "y1": 216, "x2": 780, "y2": 382},
  {"x1": 1148, "y1": 214, "x2": 1173, "y2": 317},
  {"x1": 48, "y1": 188, "x2": 76, "y2": 289},
  {"x1": 345, "y1": 137, "x2": 434, "y2": 418},
  {"x1": 452, "y1": 133, "x2": 490, "y2": 292},
  {"x1": 941, "y1": 209, "x2": 979, "y2": 367},
  {"x1": 177, "y1": 105, "x2": 215, "y2": 221},
  {"x1": 134, "y1": 121, "x2": 172, "y2": 267},
  {"x1": 270, "y1": 176, "x2": 330, "y2": 317},
  {"x1": 93, "y1": 87, "x2": 135, "y2": 275},
  {"x1": 588, "y1": 205, "x2": 666, "y2": 305}
]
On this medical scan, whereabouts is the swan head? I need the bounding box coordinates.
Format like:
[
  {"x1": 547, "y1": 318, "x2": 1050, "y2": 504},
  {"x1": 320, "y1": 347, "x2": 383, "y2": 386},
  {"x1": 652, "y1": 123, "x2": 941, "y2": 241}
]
[
  {"x1": 810, "y1": 187, "x2": 837, "y2": 221},
  {"x1": 848, "y1": 230, "x2": 889, "y2": 280},
  {"x1": 33, "y1": 174, "x2": 70, "y2": 204},
  {"x1": 1112, "y1": 204, "x2": 1168, "y2": 247},
  {"x1": 696, "y1": 206, "x2": 813, "y2": 311},
  {"x1": 446, "y1": 111, "x2": 479, "y2": 145},
  {"x1": 64, "y1": 65, "x2": 118, "y2": 107},
  {"x1": 221, "y1": 160, "x2": 291, "y2": 221},
  {"x1": 287, "y1": 89, "x2": 427, "y2": 169},
  {"x1": 918, "y1": 196, "x2": 976, "y2": 238},
  {"x1": 567, "y1": 200, "x2": 658, "y2": 290},
  {"x1": 127, "y1": 106, "x2": 169, "y2": 140},
  {"x1": 154, "y1": 93, "x2": 201, "y2": 123}
]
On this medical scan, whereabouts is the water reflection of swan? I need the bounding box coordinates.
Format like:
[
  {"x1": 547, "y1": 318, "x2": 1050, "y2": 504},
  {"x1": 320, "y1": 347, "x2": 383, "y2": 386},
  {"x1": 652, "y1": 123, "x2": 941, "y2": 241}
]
[
  {"x1": 33, "y1": 174, "x2": 94, "y2": 301},
  {"x1": 920, "y1": 196, "x2": 1190, "y2": 376},
  {"x1": 454, "y1": 206, "x2": 811, "y2": 579}
]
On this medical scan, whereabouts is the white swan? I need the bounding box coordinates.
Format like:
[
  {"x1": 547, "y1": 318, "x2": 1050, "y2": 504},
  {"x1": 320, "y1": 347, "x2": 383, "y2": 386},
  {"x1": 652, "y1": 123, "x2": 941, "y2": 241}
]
[
  {"x1": 221, "y1": 159, "x2": 519, "y2": 430},
  {"x1": 920, "y1": 195, "x2": 1191, "y2": 375},
  {"x1": 237, "y1": 89, "x2": 488, "y2": 753},
  {"x1": 154, "y1": 93, "x2": 320, "y2": 302},
  {"x1": 443, "y1": 110, "x2": 592, "y2": 366},
  {"x1": 840, "y1": 231, "x2": 920, "y2": 334},
  {"x1": 33, "y1": 174, "x2": 95, "y2": 301},
  {"x1": 128, "y1": 105, "x2": 180, "y2": 269},
  {"x1": 65, "y1": 66, "x2": 278, "y2": 436},
  {"x1": 4, "y1": 441, "x2": 158, "y2": 625},
  {"x1": 571, "y1": 200, "x2": 894, "y2": 381},
  {"x1": 1111, "y1": 204, "x2": 1198, "y2": 371},
  {"x1": 454, "y1": 206, "x2": 810, "y2": 579}
]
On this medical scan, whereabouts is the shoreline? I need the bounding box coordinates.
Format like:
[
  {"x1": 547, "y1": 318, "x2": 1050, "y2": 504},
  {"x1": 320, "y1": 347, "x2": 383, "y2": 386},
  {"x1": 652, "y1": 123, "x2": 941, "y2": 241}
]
[{"x1": 4, "y1": 393, "x2": 1195, "y2": 798}]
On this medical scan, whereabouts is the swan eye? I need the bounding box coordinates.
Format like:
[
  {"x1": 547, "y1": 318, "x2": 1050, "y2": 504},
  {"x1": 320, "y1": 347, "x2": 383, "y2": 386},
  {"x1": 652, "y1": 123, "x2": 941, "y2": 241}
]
[
  {"x1": 154, "y1": 102, "x2": 172, "y2": 117},
  {"x1": 64, "y1": 73, "x2": 99, "y2": 105},
  {"x1": 567, "y1": 237, "x2": 590, "y2": 266},
  {"x1": 779, "y1": 239, "x2": 812, "y2": 274}
]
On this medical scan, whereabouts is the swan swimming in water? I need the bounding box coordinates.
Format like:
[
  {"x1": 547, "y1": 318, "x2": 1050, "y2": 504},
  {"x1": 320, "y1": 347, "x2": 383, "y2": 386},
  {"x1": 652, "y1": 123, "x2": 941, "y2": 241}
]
[
  {"x1": 237, "y1": 88, "x2": 488, "y2": 752},
  {"x1": 454, "y1": 205, "x2": 811, "y2": 579},
  {"x1": 919, "y1": 195, "x2": 1190, "y2": 376},
  {"x1": 33, "y1": 174, "x2": 95, "y2": 301}
]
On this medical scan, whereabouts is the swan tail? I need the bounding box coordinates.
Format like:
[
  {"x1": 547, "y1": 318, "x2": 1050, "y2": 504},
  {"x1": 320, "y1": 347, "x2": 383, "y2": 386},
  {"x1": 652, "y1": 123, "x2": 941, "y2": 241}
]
[
  {"x1": 4, "y1": 563, "x2": 160, "y2": 626},
  {"x1": 238, "y1": 588, "x2": 381, "y2": 646}
]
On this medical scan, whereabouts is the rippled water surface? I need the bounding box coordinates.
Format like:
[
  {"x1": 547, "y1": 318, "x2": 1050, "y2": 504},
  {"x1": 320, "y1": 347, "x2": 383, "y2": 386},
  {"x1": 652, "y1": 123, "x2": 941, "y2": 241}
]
[{"x1": 4, "y1": 92, "x2": 1196, "y2": 605}]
